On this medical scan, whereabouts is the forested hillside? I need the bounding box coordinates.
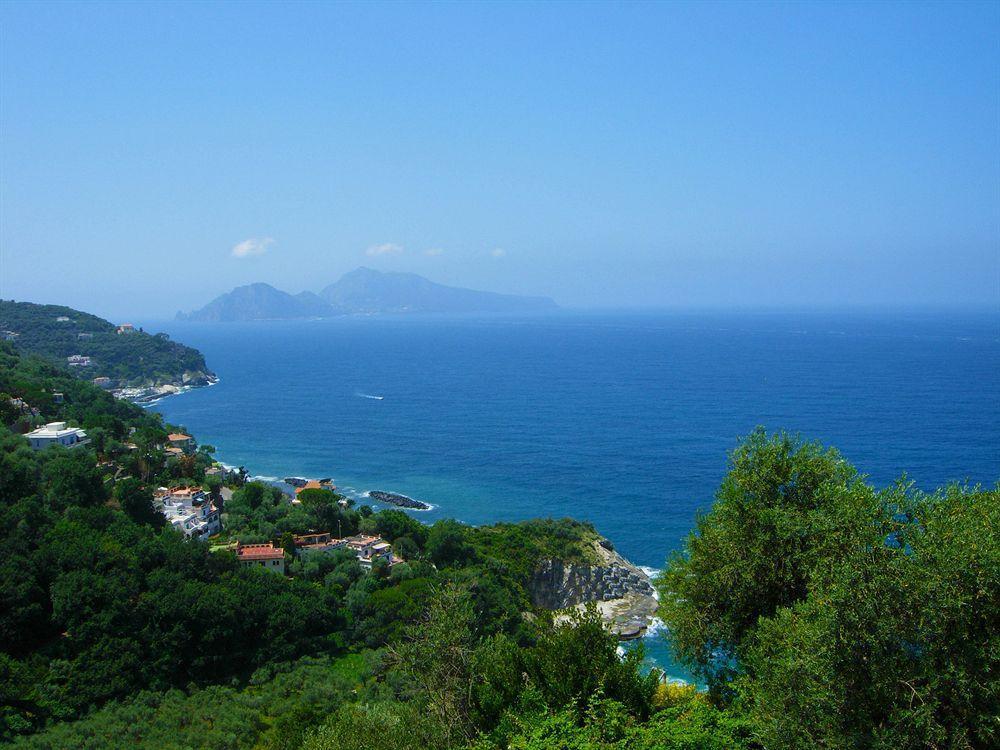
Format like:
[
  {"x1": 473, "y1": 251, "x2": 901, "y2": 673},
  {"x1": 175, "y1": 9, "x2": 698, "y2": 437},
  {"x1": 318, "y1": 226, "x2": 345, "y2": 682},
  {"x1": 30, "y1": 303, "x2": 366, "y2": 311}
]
[
  {"x1": 1, "y1": 340, "x2": 995, "y2": 749},
  {"x1": 0, "y1": 300, "x2": 214, "y2": 387}
]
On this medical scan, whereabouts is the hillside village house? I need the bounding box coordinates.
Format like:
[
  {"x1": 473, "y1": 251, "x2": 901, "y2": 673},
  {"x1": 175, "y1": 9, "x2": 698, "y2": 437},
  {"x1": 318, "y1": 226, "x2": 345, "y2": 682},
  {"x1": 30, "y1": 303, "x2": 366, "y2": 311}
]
[
  {"x1": 294, "y1": 479, "x2": 336, "y2": 495},
  {"x1": 205, "y1": 465, "x2": 239, "y2": 482},
  {"x1": 167, "y1": 433, "x2": 195, "y2": 453},
  {"x1": 1, "y1": 330, "x2": 18, "y2": 341},
  {"x1": 154, "y1": 487, "x2": 220, "y2": 540},
  {"x1": 348, "y1": 535, "x2": 395, "y2": 569},
  {"x1": 237, "y1": 543, "x2": 285, "y2": 574},
  {"x1": 92, "y1": 376, "x2": 112, "y2": 388},
  {"x1": 67, "y1": 355, "x2": 91, "y2": 367},
  {"x1": 55, "y1": 316, "x2": 71, "y2": 322},
  {"x1": 294, "y1": 533, "x2": 399, "y2": 569},
  {"x1": 25, "y1": 422, "x2": 90, "y2": 450},
  {"x1": 77, "y1": 332, "x2": 93, "y2": 340},
  {"x1": 116, "y1": 323, "x2": 136, "y2": 334}
]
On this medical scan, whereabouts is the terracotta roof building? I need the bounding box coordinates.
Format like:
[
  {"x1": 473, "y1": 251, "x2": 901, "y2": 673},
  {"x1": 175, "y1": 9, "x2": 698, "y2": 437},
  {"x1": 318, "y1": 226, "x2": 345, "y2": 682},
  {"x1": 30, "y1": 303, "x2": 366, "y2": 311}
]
[{"x1": 237, "y1": 543, "x2": 285, "y2": 574}]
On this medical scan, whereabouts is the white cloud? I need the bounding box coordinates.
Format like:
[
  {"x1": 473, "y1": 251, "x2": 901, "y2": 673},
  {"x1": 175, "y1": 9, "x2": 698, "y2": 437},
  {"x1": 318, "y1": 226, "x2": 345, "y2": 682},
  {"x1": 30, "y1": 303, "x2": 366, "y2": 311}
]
[
  {"x1": 424, "y1": 248, "x2": 444, "y2": 257},
  {"x1": 490, "y1": 248, "x2": 506, "y2": 258},
  {"x1": 231, "y1": 237, "x2": 273, "y2": 258},
  {"x1": 366, "y1": 242, "x2": 404, "y2": 257}
]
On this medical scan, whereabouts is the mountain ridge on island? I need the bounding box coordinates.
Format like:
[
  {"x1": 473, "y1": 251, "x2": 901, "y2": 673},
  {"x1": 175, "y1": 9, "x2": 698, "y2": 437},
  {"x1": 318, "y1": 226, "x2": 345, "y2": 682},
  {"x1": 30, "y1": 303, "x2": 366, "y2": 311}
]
[{"x1": 177, "y1": 267, "x2": 559, "y2": 321}]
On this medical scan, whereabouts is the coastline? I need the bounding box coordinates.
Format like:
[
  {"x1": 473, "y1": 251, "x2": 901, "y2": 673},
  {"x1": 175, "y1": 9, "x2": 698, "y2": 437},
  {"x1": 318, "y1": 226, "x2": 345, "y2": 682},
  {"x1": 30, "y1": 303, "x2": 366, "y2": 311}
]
[{"x1": 155, "y1": 382, "x2": 663, "y2": 649}]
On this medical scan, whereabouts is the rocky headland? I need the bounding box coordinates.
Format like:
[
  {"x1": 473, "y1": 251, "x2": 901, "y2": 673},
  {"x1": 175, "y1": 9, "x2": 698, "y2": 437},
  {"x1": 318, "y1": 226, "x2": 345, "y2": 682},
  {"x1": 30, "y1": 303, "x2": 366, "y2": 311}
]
[{"x1": 530, "y1": 537, "x2": 658, "y2": 640}]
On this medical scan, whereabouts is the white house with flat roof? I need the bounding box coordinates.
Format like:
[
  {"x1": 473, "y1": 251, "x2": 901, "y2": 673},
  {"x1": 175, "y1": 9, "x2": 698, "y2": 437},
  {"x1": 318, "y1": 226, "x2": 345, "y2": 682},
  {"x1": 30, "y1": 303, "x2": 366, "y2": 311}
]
[
  {"x1": 154, "y1": 487, "x2": 220, "y2": 540},
  {"x1": 25, "y1": 422, "x2": 90, "y2": 450}
]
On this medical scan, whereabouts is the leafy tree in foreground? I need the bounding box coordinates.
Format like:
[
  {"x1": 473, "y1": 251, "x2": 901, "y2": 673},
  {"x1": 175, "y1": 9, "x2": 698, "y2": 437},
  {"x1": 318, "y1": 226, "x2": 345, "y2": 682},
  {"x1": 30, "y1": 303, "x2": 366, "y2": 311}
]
[
  {"x1": 742, "y1": 485, "x2": 999, "y2": 750},
  {"x1": 658, "y1": 428, "x2": 998, "y2": 747},
  {"x1": 656, "y1": 428, "x2": 875, "y2": 688}
]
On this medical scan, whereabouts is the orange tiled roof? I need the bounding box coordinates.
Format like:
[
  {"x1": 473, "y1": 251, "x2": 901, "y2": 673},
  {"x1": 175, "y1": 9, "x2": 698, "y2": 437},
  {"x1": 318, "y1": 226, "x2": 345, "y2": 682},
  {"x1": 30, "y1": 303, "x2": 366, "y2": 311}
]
[
  {"x1": 238, "y1": 543, "x2": 283, "y2": 561},
  {"x1": 295, "y1": 479, "x2": 336, "y2": 494}
]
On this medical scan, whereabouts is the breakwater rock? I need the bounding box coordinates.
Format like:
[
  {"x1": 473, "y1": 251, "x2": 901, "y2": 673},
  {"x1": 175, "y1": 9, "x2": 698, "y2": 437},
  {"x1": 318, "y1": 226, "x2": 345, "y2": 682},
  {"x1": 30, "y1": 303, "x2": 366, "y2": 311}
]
[
  {"x1": 369, "y1": 490, "x2": 431, "y2": 510},
  {"x1": 530, "y1": 539, "x2": 658, "y2": 640}
]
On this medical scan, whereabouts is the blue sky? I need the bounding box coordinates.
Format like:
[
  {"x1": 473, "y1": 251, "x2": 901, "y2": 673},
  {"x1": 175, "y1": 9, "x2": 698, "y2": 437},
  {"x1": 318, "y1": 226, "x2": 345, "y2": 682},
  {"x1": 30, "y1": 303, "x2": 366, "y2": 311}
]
[{"x1": 1, "y1": 1, "x2": 997, "y2": 319}]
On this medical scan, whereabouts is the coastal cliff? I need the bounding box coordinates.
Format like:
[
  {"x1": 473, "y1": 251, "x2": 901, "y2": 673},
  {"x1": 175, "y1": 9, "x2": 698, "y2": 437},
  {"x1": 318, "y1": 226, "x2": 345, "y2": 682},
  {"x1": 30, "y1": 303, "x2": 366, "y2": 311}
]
[{"x1": 530, "y1": 538, "x2": 658, "y2": 639}]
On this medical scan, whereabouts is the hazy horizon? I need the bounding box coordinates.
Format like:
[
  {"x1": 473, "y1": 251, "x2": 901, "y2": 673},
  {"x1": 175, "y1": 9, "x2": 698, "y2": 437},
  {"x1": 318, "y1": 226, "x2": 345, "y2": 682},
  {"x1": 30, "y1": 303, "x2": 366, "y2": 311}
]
[{"x1": 2, "y1": 2, "x2": 998, "y2": 320}]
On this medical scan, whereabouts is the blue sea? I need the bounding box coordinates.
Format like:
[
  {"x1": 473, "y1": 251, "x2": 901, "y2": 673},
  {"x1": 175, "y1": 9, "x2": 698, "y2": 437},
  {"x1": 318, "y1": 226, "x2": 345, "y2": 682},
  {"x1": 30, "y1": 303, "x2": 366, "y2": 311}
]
[{"x1": 144, "y1": 310, "x2": 1000, "y2": 681}]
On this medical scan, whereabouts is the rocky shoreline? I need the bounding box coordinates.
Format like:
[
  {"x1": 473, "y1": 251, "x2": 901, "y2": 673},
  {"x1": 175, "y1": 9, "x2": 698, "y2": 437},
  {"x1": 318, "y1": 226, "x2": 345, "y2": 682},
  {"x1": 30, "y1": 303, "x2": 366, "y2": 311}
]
[
  {"x1": 530, "y1": 538, "x2": 659, "y2": 640},
  {"x1": 114, "y1": 373, "x2": 218, "y2": 404}
]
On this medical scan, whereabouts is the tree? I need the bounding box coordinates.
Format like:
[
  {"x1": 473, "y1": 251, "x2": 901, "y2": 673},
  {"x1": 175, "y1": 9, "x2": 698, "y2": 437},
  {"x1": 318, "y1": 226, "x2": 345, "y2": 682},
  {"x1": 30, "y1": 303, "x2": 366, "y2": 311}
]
[
  {"x1": 297, "y1": 488, "x2": 358, "y2": 537},
  {"x1": 41, "y1": 449, "x2": 106, "y2": 510},
  {"x1": 392, "y1": 535, "x2": 420, "y2": 562},
  {"x1": 426, "y1": 520, "x2": 475, "y2": 568},
  {"x1": 656, "y1": 428, "x2": 870, "y2": 689},
  {"x1": 113, "y1": 478, "x2": 164, "y2": 528},
  {"x1": 0, "y1": 394, "x2": 19, "y2": 426},
  {"x1": 280, "y1": 531, "x2": 296, "y2": 558},
  {"x1": 371, "y1": 510, "x2": 429, "y2": 546},
  {"x1": 386, "y1": 584, "x2": 477, "y2": 745},
  {"x1": 742, "y1": 485, "x2": 999, "y2": 749}
]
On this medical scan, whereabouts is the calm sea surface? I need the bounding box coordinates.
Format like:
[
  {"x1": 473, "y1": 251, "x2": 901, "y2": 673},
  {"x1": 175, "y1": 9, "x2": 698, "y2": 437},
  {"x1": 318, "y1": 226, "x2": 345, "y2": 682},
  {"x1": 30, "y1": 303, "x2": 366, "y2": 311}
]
[{"x1": 144, "y1": 310, "x2": 1000, "y2": 680}]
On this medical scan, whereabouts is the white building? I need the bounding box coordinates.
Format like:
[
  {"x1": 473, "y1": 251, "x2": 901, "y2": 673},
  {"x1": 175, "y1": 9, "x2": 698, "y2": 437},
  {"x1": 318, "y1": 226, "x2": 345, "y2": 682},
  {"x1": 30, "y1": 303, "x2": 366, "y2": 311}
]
[
  {"x1": 155, "y1": 487, "x2": 221, "y2": 540},
  {"x1": 25, "y1": 422, "x2": 90, "y2": 450},
  {"x1": 67, "y1": 355, "x2": 92, "y2": 367}
]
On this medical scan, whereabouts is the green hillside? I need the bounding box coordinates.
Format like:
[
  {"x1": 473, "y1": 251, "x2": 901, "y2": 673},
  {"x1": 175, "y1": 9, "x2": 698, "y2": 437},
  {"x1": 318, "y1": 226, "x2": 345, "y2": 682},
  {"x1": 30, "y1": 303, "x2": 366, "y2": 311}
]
[{"x1": 0, "y1": 300, "x2": 214, "y2": 387}]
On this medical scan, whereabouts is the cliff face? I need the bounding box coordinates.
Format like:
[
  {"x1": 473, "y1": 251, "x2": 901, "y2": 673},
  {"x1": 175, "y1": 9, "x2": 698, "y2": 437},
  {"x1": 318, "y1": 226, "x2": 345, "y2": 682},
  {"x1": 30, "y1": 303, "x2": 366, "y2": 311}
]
[{"x1": 529, "y1": 540, "x2": 658, "y2": 639}]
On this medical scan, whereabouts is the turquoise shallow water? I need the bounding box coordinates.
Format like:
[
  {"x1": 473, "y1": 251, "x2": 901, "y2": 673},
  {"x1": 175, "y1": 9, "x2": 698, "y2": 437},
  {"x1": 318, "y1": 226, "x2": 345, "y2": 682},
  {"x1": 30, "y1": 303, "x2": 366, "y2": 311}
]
[{"x1": 144, "y1": 310, "x2": 1000, "y2": 681}]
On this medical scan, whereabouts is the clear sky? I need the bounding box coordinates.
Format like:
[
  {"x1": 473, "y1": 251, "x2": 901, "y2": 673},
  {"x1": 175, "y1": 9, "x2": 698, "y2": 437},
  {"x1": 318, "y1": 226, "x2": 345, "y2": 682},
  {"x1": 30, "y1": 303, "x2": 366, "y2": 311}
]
[{"x1": 1, "y1": 1, "x2": 998, "y2": 319}]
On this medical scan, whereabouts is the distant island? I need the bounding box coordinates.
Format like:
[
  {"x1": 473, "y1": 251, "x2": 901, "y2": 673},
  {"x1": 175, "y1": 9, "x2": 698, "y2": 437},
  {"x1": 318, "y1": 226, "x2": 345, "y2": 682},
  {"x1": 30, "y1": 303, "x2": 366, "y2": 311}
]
[
  {"x1": 0, "y1": 300, "x2": 216, "y2": 400},
  {"x1": 177, "y1": 267, "x2": 559, "y2": 321}
]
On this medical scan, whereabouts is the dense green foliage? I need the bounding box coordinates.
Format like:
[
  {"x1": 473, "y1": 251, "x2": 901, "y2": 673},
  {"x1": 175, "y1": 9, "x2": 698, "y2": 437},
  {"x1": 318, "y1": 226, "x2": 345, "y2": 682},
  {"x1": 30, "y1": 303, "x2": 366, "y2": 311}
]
[
  {"x1": 658, "y1": 429, "x2": 999, "y2": 748},
  {"x1": 0, "y1": 300, "x2": 212, "y2": 386},
  {"x1": 8, "y1": 654, "x2": 375, "y2": 750}
]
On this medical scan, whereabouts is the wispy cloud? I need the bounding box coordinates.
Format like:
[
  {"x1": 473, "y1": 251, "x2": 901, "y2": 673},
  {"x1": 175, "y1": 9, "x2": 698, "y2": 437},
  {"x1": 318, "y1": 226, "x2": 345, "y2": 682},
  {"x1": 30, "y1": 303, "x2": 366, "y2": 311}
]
[
  {"x1": 490, "y1": 248, "x2": 506, "y2": 258},
  {"x1": 231, "y1": 237, "x2": 273, "y2": 258},
  {"x1": 366, "y1": 242, "x2": 404, "y2": 257},
  {"x1": 424, "y1": 248, "x2": 444, "y2": 257}
]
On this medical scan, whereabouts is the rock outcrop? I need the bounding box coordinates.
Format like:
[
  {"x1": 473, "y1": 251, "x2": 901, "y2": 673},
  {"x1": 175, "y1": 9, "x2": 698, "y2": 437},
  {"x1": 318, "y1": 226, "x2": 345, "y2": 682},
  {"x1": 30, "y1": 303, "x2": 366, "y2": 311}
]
[
  {"x1": 530, "y1": 539, "x2": 658, "y2": 639},
  {"x1": 369, "y1": 490, "x2": 431, "y2": 510}
]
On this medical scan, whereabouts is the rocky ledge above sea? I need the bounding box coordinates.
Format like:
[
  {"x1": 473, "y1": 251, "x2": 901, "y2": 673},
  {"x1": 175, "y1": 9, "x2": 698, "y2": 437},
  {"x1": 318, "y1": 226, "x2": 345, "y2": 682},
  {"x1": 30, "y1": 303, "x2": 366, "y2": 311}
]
[
  {"x1": 114, "y1": 372, "x2": 218, "y2": 404},
  {"x1": 529, "y1": 538, "x2": 659, "y2": 640}
]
